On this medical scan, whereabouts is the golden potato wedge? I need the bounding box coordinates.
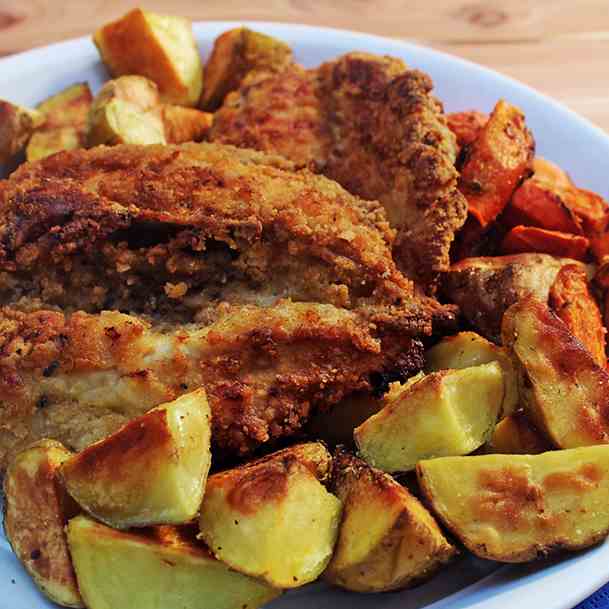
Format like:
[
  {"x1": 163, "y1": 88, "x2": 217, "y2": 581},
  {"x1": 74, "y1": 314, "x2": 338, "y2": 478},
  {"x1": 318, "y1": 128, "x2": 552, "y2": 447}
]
[
  {"x1": 0, "y1": 100, "x2": 43, "y2": 164},
  {"x1": 26, "y1": 127, "x2": 83, "y2": 162},
  {"x1": 486, "y1": 412, "x2": 550, "y2": 455},
  {"x1": 161, "y1": 105, "x2": 213, "y2": 143},
  {"x1": 36, "y1": 83, "x2": 92, "y2": 130},
  {"x1": 502, "y1": 296, "x2": 609, "y2": 448},
  {"x1": 67, "y1": 515, "x2": 280, "y2": 609},
  {"x1": 201, "y1": 27, "x2": 292, "y2": 110},
  {"x1": 324, "y1": 450, "x2": 456, "y2": 592},
  {"x1": 442, "y1": 253, "x2": 584, "y2": 342},
  {"x1": 355, "y1": 363, "x2": 504, "y2": 473},
  {"x1": 3, "y1": 440, "x2": 82, "y2": 608},
  {"x1": 426, "y1": 332, "x2": 518, "y2": 416},
  {"x1": 417, "y1": 446, "x2": 609, "y2": 562},
  {"x1": 94, "y1": 9, "x2": 203, "y2": 106},
  {"x1": 60, "y1": 389, "x2": 211, "y2": 528},
  {"x1": 87, "y1": 76, "x2": 166, "y2": 146},
  {"x1": 549, "y1": 263, "x2": 606, "y2": 368},
  {"x1": 198, "y1": 442, "x2": 341, "y2": 588}
]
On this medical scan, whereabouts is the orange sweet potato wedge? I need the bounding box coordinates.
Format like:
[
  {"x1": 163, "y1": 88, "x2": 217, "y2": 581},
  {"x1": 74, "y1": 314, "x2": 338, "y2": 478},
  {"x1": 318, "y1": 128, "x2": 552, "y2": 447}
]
[
  {"x1": 459, "y1": 100, "x2": 534, "y2": 229},
  {"x1": 447, "y1": 110, "x2": 488, "y2": 149},
  {"x1": 502, "y1": 158, "x2": 583, "y2": 234},
  {"x1": 501, "y1": 225, "x2": 589, "y2": 261},
  {"x1": 549, "y1": 264, "x2": 606, "y2": 368}
]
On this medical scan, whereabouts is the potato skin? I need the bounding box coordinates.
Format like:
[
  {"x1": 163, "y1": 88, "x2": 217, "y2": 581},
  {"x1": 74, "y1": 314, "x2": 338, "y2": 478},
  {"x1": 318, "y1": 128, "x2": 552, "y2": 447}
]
[
  {"x1": 502, "y1": 296, "x2": 609, "y2": 448},
  {"x1": 324, "y1": 449, "x2": 455, "y2": 592},
  {"x1": 417, "y1": 446, "x2": 609, "y2": 562},
  {"x1": 3, "y1": 440, "x2": 82, "y2": 608},
  {"x1": 442, "y1": 253, "x2": 582, "y2": 342}
]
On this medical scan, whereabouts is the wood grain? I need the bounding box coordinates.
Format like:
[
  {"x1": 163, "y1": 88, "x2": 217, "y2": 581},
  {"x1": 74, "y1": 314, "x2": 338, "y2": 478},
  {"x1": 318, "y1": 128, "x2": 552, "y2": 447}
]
[{"x1": 0, "y1": 0, "x2": 608, "y2": 131}]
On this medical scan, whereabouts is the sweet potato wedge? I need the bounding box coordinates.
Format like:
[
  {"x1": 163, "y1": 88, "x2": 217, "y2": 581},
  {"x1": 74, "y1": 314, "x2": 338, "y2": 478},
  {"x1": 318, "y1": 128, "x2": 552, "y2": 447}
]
[
  {"x1": 501, "y1": 225, "x2": 589, "y2": 261},
  {"x1": 502, "y1": 296, "x2": 609, "y2": 448},
  {"x1": 446, "y1": 110, "x2": 488, "y2": 149},
  {"x1": 456, "y1": 100, "x2": 534, "y2": 252},
  {"x1": 549, "y1": 264, "x2": 606, "y2": 367},
  {"x1": 503, "y1": 174, "x2": 583, "y2": 234}
]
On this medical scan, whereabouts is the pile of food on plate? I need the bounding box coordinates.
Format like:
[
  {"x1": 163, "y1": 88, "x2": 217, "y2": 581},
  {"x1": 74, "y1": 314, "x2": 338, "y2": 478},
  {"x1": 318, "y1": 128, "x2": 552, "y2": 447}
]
[{"x1": 3, "y1": 8, "x2": 609, "y2": 609}]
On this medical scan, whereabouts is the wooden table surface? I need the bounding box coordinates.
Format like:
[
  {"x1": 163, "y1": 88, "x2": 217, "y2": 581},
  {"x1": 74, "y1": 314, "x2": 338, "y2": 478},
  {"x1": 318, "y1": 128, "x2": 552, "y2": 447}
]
[{"x1": 1, "y1": 0, "x2": 608, "y2": 131}]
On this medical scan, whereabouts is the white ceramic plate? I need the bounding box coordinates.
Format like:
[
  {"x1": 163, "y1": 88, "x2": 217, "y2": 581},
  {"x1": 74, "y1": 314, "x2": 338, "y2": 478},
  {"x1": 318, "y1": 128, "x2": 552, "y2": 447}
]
[{"x1": 1, "y1": 21, "x2": 608, "y2": 609}]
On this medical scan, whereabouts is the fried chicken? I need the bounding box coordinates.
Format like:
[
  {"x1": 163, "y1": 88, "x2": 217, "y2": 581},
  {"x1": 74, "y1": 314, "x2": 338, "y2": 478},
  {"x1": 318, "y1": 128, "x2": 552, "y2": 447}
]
[
  {"x1": 210, "y1": 53, "x2": 468, "y2": 290},
  {"x1": 0, "y1": 142, "x2": 414, "y2": 319},
  {"x1": 0, "y1": 301, "x2": 427, "y2": 469},
  {"x1": 0, "y1": 142, "x2": 456, "y2": 468}
]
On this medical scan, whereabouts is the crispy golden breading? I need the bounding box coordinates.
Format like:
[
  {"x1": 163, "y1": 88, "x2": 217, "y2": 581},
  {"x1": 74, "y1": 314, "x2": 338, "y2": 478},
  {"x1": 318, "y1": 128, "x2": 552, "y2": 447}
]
[
  {"x1": 210, "y1": 53, "x2": 468, "y2": 290},
  {"x1": 0, "y1": 301, "x2": 427, "y2": 470},
  {"x1": 0, "y1": 142, "x2": 423, "y2": 319}
]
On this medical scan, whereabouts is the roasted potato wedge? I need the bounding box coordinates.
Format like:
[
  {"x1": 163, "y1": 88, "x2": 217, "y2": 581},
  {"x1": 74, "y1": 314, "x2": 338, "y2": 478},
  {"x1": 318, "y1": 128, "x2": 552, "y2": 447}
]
[
  {"x1": 36, "y1": 83, "x2": 92, "y2": 131},
  {"x1": 26, "y1": 127, "x2": 83, "y2": 162},
  {"x1": 324, "y1": 450, "x2": 456, "y2": 592},
  {"x1": 486, "y1": 412, "x2": 550, "y2": 455},
  {"x1": 355, "y1": 363, "x2": 504, "y2": 473},
  {"x1": 549, "y1": 264, "x2": 606, "y2": 367},
  {"x1": 426, "y1": 332, "x2": 518, "y2": 416},
  {"x1": 67, "y1": 516, "x2": 280, "y2": 609},
  {"x1": 442, "y1": 253, "x2": 583, "y2": 342},
  {"x1": 500, "y1": 225, "x2": 589, "y2": 261},
  {"x1": 0, "y1": 101, "x2": 43, "y2": 165},
  {"x1": 446, "y1": 110, "x2": 488, "y2": 149},
  {"x1": 87, "y1": 76, "x2": 166, "y2": 146},
  {"x1": 456, "y1": 99, "x2": 534, "y2": 253},
  {"x1": 417, "y1": 446, "x2": 609, "y2": 562},
  {"x1": 198, "y1": 442, "x2": 341, "y2": 588},
  {"x1": 3, "y1": 440, "x2": 82, "y2": 608},
  {"x1": 94, "y1": 9, "x2": 203, "y2": 106},
  {"x1": 161, "y1": 105, "x2": 213, "y2": 143},
  {"x1": 26, "y1": 83, "x2": 93, "y2": 161},
  {"x1": 502, "y1": 296, "x2": 609, "y2": 448},
  {"x1": 60, "y1": 389, "x2": 211, "y2": 528},
  {"x1": 201, "y1": 27, "x2": 293, "y2": 110}
]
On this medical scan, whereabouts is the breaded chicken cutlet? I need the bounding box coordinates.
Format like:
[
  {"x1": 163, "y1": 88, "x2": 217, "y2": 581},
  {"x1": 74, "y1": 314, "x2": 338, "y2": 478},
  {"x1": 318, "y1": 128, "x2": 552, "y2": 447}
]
[
  {"x1": 1, "y1": 142, "x2": 412, "y2": 319},
  {"x1": 210, "y1": 53, "x2": 468, "y2": 290},
  {"x1": 0, "y1": 142, "x2": 456, "y2": 468},
  {"x1": 0, "y1": 301, "x2": 427, "y2": 468}
]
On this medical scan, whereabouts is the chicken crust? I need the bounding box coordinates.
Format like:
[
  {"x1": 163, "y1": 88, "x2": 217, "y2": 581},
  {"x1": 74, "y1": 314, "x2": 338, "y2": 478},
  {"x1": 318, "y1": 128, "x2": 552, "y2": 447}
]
[
  {"x1": 0, "y1": 301, "x2": 426, "y2": 469},
  {"x1": 210, "y1": 53, "x2": 468, "y2": 290},
  {"x1": 0, "y1": 142, "x2": 415, "y2": 318}
]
